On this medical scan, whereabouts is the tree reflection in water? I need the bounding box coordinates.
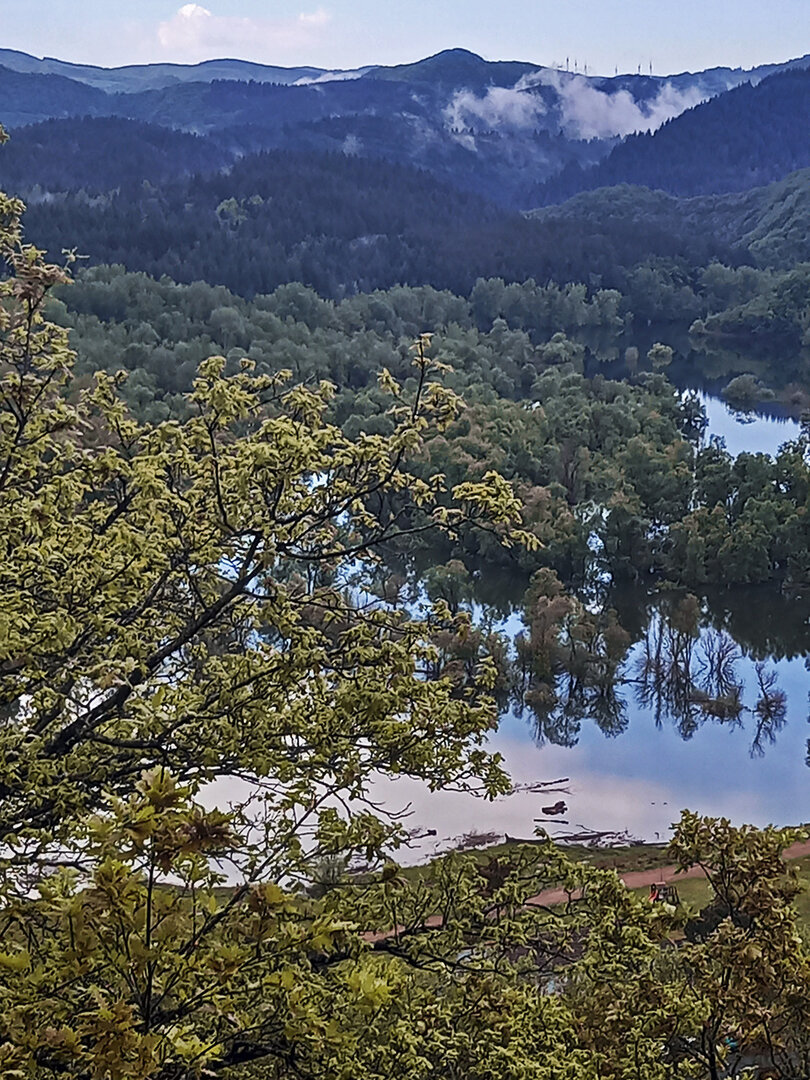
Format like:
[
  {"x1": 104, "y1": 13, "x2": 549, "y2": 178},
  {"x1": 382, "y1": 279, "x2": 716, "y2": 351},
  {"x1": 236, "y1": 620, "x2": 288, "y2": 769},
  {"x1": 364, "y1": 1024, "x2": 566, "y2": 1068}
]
[
  {"x1": 410, "y1": 556, "x2": 805, "y2": 758},
  {"x1": 523, "y1": 672, "x2": 629, "y2": 748},
  {"x1": 751, "y1": 661, "x2": 789, "y2": 756},
  {"x1": 635, "y1": 620, "x2": 744, "y2": 739},
  {"x1": 510, "y1": 581, "x2": 800, "y2": 757}
]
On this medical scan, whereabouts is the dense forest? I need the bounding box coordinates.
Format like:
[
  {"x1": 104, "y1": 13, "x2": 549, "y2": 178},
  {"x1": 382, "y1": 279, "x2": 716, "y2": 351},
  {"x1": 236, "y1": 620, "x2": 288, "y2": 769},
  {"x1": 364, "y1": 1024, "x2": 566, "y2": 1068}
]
[
  {"x1": 531, "y1": 170, "x2": 810, "y2": 271},
  {"x1": 9, "y1": 138, "x2": 743, "y2": 300},
  {"x1": 0, "y1": 116, "x2": 232, "y2": 190},
  {"x1": 4, "y1": 115, "x2": 810, "y2": 311},
  {"x1": 50, "y1": 267, "x2": 810, "y2": 596},
  {"x1": 1, "y1": 125, "x2": 746, "y2": 297},
  {"x1": 2, "y1": 36, "x2": 810, "y2": 1079}
]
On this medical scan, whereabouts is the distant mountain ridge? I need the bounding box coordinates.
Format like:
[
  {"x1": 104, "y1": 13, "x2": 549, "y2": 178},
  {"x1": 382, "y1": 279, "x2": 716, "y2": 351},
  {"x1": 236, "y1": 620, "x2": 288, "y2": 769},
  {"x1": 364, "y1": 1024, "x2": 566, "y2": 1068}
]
[
  {"x1": 2, "y1": 46, "x2": 810, "y2": 208},
  {"x1": 0, "y1": 48, "x2": 371, "y2": 91},
  {"x1": 2, "y1": 45, "x2": 809, "y2": 93}
]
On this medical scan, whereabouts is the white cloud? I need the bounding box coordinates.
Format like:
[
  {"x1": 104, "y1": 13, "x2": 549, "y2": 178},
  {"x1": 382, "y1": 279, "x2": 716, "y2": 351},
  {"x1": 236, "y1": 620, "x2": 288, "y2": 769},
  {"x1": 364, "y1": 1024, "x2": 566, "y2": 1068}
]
[
  {"x1": 298, "y1": 9, "x2": 330, "y2": 26},
  {"x1": 441, "y1": 73, "x2": 703, "y2": 150},
  {"x1": 293, "y1": 67, "x2": 371, "y2": 85},
  {"x1": 518, "y1": 70, "x2": 706, "y2": 140},
  {"x1": 178, "y1": 3, "x2": 210, "y2": 17},
  {"x1": 444, "y1": 86, "x2": 547, "y2": 150},
  {"x1": 157, "y1": 4, "x2": 332, "y2": 63}
]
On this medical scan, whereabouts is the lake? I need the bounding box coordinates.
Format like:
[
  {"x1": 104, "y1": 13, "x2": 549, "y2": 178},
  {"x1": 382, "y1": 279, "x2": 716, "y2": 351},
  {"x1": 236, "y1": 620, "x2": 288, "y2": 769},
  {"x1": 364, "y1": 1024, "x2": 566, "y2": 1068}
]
[{"x1": 378, "y1": 397, "x2": 810, "y2": 862}]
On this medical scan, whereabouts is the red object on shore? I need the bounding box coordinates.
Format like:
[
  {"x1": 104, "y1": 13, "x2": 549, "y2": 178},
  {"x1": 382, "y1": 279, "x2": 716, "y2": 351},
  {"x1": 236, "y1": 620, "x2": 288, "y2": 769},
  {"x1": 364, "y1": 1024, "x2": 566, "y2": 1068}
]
[{"x1": 649, "y1": 882, "x2": 680, "y2": 905}]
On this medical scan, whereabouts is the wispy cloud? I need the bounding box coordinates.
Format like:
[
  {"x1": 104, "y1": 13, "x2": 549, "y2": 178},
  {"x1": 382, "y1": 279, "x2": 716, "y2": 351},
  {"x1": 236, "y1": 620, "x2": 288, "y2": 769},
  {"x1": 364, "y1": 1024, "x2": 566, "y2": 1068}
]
[
  {"x1": 517, "y1": 70, "x2": 706, "y2": 139},
  {"x1": 156, "y1": 4, "x2": 332, "y2": 63},
  {"x1": 444, "y1": 86, "x2": 547, "y2": 148},
  {"x1": 441, "y1": 72, "x2": 703, "y2": 151}
]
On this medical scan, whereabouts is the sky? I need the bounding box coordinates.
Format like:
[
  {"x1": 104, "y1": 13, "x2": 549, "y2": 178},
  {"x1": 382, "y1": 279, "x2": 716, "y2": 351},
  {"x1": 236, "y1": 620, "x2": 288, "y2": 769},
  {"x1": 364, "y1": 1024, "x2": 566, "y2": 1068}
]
[{"x1": 2, "y1": 0, "x2": 810, "y2": 75}]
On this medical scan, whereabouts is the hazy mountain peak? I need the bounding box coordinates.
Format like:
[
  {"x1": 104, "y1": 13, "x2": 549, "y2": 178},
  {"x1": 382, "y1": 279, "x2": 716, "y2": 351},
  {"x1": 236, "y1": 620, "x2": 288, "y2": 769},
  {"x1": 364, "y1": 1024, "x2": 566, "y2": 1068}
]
[{"x1": 365, "y1": 48, "x2": 541, "y2": 88}]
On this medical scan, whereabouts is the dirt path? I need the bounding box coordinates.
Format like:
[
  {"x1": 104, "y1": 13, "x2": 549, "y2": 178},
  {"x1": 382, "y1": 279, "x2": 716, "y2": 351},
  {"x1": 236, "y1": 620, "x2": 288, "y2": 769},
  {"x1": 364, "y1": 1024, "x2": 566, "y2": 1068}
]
[
  {"x1": 525, "y1": 838, "x2": 810, "y2": 908},
  {"x1": 365, "y1": 839, "x2": 810, "y2": 943}
]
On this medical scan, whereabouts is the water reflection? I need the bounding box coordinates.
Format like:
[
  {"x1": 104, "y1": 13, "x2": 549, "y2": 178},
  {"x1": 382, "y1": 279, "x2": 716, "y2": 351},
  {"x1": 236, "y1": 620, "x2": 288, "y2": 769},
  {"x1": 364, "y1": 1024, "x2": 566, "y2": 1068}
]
[
  {"x1": 580, "y1": 320, "x2": 807, "y2": 392},
  {"x1": 635, "y1": 603, "x2": 744, "y2": 737},
  {"x1": 750, "y1": 662, "x2": 789, "y2": 757},
  {"x1": 698, "y1": 393, "x2": 800, "y2": 458},
  {"x1": 512, "y1": 585, "x2": 806, "y2": 761},
  {"x1": 633, "y1": 619, "x2": 789, "y2": 751},
  {"x1": 378, "y1": 341, "x2": 809, "y2": 854},
  {"x1": 580, "y1": 324, "x2": 807, "y2": 453},
  {"x1": 383, "y1": 581, "x2": 809, "y2": 859}
]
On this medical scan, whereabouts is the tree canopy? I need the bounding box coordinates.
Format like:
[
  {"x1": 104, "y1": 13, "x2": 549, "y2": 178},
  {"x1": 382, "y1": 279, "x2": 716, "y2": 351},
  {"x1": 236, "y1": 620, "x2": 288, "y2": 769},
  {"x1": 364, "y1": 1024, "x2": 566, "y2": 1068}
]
[{"x1": 2, "y1": 156, "x2": 810, "y2": 1080}]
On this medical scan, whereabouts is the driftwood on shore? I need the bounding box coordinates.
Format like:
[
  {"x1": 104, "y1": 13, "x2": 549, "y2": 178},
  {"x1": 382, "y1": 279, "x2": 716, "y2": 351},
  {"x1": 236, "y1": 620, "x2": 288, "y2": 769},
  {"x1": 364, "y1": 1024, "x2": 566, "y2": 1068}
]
[
  {"x1": 507, "y1": 828, "x2": 638, "y2": 847},
  {"x1": 504, "y1": 779, "x2": 571, "y2": 797}
]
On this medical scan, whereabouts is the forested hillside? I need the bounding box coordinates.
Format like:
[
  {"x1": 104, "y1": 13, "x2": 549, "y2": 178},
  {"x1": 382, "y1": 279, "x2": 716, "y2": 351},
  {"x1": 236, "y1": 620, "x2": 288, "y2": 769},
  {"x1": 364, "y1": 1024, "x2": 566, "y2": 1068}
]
[
  {"x1": 0, "y1": 116, "x2": 232, "y2": 191},
  {"x1": 5, "y1": 46, "x2": 810, "y2": 207},
  {"x1": 0, "y1": 64, "x2": 109, "y2": 126},
  {"x1": 7, "y1": 108, "x2": 810, "y2": 308},
  {"x1": 530, "y1": 170, "x2": 810, "y2": 271},
  {"x1": 0, "y1": 59, "x2": 605, "y2": 204},
  {"x1": 536, "y1": 68, "x2": 810, "y2": 203},
  {"x1": 4, "y1": 129, "x2": 747, "y2": 298}
]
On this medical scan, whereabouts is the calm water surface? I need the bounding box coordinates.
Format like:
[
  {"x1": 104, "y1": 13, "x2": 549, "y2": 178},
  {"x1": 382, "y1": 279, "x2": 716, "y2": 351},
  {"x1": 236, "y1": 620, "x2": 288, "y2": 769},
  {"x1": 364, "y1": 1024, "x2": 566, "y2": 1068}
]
[
  {"x1": 699, "y1": 393, "x2": 801, "y2": 458},
  {"x1": 383, "y1": 400, "x2": 810, "y2": 861},
  {"x1": 384, "y1": 617, "x2": 809, "y2": 863}
]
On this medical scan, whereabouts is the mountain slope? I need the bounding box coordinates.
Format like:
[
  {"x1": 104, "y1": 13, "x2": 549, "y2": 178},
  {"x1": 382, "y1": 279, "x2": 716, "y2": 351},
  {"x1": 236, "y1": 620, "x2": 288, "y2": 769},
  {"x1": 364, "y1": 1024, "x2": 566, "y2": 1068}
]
[
  {"x1": 529, "y1": 167, "x2": 810, "y2": 269},
  {"x1": 0, "y1": 65, "x2": 110, "y2": 127},
  {"x1": 16, "y1": 148, "x2": 510, "y2": 297},
  {"x1": 535, "y1": 68, "x2": 810, "y2": 204},
  {"x1": 10, "y1": 136, "x2": 743, "y2": 300},
  {"x1": 0, "y1": 68, "x2": 607, "y2": 205},
  {"x1": 0, "y1": 117, "x2": 232, "y2": 192},
  {"x1": 2, "y1": 48, "x2": 810, "y2": 209},
  {"x1": 364, "y1": 48, "x2": 539, "y2": 88}
]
